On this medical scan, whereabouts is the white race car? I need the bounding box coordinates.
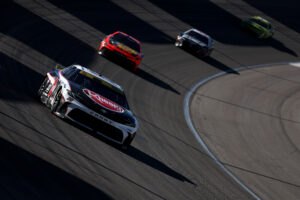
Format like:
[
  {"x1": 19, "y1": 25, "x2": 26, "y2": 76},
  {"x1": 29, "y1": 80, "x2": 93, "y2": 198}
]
[{"x1": 38, "y1": 64, "x2": 138, "y2": 149}]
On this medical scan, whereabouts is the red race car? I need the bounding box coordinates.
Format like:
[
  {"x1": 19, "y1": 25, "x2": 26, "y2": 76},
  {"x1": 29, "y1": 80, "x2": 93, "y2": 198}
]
[{"x1": 98, "y1": 31, "x2": 143, "y2": 71}]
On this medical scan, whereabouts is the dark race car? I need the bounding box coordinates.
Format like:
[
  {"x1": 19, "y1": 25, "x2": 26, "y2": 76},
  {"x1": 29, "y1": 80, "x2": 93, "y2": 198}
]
[
  {"x1": 175, "y1": 28, "x2": 214, "y2": 57},
  {"x1": 37, "y1": 64, "x2": 138, "y2": 149},
  {"x1": 98, "y1": 31, "x2": 143, "y2": 71}
]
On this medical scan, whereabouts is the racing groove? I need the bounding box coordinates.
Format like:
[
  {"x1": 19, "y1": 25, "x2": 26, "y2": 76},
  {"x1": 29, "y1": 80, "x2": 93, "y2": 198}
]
[{"x1": 0, "y1": 0, "x2": 300, "y2": 199}]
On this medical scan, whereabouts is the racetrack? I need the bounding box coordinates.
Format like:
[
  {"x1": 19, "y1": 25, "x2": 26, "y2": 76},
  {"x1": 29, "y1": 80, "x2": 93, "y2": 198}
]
[{"x1": 0, "y1": 0, "x2": 300, "y2": 199}]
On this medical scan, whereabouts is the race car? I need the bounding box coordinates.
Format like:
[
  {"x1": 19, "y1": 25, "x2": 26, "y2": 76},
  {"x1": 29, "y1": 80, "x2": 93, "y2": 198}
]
[
  {"x1": 241, "y1": 16, "x2": 274, "y2": 39},
  {"x1": 175, "y1": 28, "x2": 214, "y2": 57},
  {"x1": 37, "y1": 64, "x2": 138, "y2": 149},
  {"x1": 98, "y1": 31, "x2": 143, "y2": 71}
]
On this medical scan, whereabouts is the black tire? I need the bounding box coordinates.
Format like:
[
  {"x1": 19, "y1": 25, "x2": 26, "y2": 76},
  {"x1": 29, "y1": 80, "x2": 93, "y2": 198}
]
[
  {"x1": 37, "y1": 77, "x2": 48, "y2": 98},
  {"x1": 51, "y1": 88, "x2": 62, "y2": 113},
  {"x1": 121, "y1": 133, "x2": 136, "y2": 150}
]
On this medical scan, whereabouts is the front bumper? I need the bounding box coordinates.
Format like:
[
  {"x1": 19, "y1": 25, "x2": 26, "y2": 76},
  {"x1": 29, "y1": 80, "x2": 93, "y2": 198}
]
[
  {"x1": 181, "y1": 39, "x2": 211, "y2": 56},
  {"x1": 100, "y1": 43, "x2": 141, "y2": 67},
  {"x1": 62, "y1": 98, "x2": 136, "y2": 144}
]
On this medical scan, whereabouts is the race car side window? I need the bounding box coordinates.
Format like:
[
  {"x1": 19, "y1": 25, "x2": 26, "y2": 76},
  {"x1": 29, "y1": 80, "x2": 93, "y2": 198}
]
[{"x1": 61, "y1": 66, "x2": 76, "y2": 79}]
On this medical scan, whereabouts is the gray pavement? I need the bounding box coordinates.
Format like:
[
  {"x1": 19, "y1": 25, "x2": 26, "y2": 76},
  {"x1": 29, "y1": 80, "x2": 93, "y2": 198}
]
[{"x1": 0, "y1": 0, "x2": 299, "y2": 199}]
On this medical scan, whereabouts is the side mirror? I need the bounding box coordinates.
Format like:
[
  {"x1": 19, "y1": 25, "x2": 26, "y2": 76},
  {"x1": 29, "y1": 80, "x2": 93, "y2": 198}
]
[{"x1": 55, "y1": 64, "x2": 65, "y2": 70}]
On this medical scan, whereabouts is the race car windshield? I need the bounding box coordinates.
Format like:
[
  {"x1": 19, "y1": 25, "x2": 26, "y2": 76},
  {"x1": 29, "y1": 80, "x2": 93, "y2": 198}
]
[
  {"x1": 71, "y1": 71, "x2": 129, "y2": 109},
  {"x1": 186, "y1": 30, "x2": 208, "y2": 44},
  {"x1": 111, "y1": 33, "x2": 140, "y2": 52},
  {"x1": 250, "y1": 18, "x2": 271, "y2": 29}
]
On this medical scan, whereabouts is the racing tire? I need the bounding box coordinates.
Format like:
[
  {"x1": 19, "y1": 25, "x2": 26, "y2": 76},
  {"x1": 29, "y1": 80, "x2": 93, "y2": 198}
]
[
  {"x1": 37, "y1": 77, "x2": 48, "y2": 98},
  {"x1": 121, "y1": 133, "x2": 136, "y2": 150},
  {"x1": 51, "y1": 88, "x2": 62, "y2": 113}
]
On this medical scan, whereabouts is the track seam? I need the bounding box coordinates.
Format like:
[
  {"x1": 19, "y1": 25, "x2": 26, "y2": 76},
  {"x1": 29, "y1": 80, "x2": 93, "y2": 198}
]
[{"x1": 184, "y1": 61, "x2": 300, "y2": 200}]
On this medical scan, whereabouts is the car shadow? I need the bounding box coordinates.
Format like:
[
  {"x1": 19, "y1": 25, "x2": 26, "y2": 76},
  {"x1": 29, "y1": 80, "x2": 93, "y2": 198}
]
[
  {"x1": 265, "y1": 37, "x2": 298, "y2": 57},
  {"x1": 0, "y1": 111, "x2": 168, "y2": 200},
  {"x1": 149, "y1": 0, "x2": 298, "y2": 57},
  {"x1": 240, "y1": 26, "x2": 298, "y2": 57},
  {"x1": 203, "y1": 57, "x2": 240, "y2": 74},
  {"x1": 65, "y1": 119, "x2": 195, "y2": 185},
  {"x1": 100, "y1": 52, "x2": 180, "y2": 94},
  {"x1": 243, "y1": 0, "x2": 300, "y2": 37},
  {"x1": 47, "y1": 0, "x2": 173, "y2": 44},
  {"x1": 177, "y1": 46, "x2": 239, "y2": 74}
]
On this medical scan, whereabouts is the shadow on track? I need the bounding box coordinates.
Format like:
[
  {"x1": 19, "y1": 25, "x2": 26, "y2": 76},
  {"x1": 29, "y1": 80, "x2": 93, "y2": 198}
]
[
  {"x1": 135, "y1": 116, "x2": 300, "y2": 188},
  {"x1": 99, "y1": 53, "x2": 180, "y2": 94},
  {"x1": 1, "y1": 1, "x2": 179, "y2": 96},
  {"x1": 0, "y1": 52, "x2": 44, "y2": 101},
  {"x1": 265, "y1": 38, "x2": 298, "y2": 57},
  {"x1": 0, "y1": 136, "x2": 112, "y2": 200},
  {"x1": 203, "y1": 57, "x2": 240, "y2": 74},
  {"x1": 176, "y1": 46, "x2": 239, "y2": 74},
  {"x1": 0, "y1": 110, "x2": 191, "y2": 199},
  {"x1": 123, "y1": 146, "x2": 195, "y2": 185},
  {"x1": 243, "y1": 0, "x2": 300, "y2": 37},
  {"x1": 66, "y1": 120, "x2": 194, "y2": 185},
  {"x1": 47, "y1": 0, "x2": 173, "y2": 44},
  {"x1": 149, "y1": 0, "x2": 297, "y2": 57}
]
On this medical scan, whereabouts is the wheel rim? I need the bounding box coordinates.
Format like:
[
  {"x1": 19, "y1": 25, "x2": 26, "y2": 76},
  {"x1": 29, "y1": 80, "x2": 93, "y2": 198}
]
[
  {"x1": 51, "y1": 90, "x2": 61, "y2": 112},
  {"x1": 37, "y1": 78, "x2": 47, "y2": 97}
]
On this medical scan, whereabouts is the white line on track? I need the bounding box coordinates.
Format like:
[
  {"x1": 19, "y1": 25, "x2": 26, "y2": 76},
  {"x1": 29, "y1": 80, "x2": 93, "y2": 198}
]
[
  {"x1": 184, "y1": 61, "x2": 300, "y2": 200},
  {"x1": 290, "y1": 62, "x2": 300, "y2": 68}
]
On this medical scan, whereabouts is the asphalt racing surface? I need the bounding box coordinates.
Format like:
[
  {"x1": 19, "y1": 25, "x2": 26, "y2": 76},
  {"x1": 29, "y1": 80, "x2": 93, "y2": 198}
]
[{"x1": 0, "y1": 0, "x2": 300, "y2": 199}]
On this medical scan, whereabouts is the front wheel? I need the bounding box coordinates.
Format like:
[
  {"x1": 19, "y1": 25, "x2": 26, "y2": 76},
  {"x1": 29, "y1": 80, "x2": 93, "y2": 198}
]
[
  {"x1": 51, "y1": 88, "x2": 62, "y2": 113},
  {"x1": 121, "y1": 133, "x2": 136, "y2": 150},
  {"x1": 37, "y1": 77, "x2": 48, "y2": 98}
]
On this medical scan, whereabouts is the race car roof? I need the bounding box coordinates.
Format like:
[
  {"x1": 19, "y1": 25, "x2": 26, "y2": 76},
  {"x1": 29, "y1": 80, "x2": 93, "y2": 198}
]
[
  {"x1": 186, "y1": 28, "x2": 210, "y2": 38},
  {"x1": 115, "y1": 31, "x2": 140, "y2": 44},
  {"x1": 72, "y1": 64, "x2": 124, "y2": 92}
]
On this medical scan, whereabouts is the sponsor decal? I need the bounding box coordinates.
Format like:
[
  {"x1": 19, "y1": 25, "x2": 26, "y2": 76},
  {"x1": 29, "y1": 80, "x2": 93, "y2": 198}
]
[
  {"x1": 58, "y1": 71, "x2": 71, "y2": 91},
  {"x1": 83, "y1": 88, "x2": 124, "y2": 113},
  {"x1": 79, "y1": 70, "x2": 95, "y2": 79},
  {"x1": 48, "y1": 78, "x2": 58, "y2": 97},
  {"x1": 116, "y1": 43, "x2": 138, "y2": 55}
]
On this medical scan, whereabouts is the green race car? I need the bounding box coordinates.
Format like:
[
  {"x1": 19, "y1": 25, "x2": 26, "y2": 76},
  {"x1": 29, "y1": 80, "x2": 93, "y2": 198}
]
[{"x1": 241, "y1": 16, "x2": 274, "y2": 39}]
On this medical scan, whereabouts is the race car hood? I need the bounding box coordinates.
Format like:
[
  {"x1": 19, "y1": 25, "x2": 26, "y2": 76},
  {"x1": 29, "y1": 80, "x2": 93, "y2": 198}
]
[
  {"x1": 109, "y1": 39, "x2": 139, "y2": 57},
  {"x1": 69, "y1": 83, "x2": 137, "y2": 128},
  {"x1": 183, "y1": 35, "x2": 208, "y2": 47},
  {"x1": 116, "y1": 42, "x2": 139, "y2": 56}
]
